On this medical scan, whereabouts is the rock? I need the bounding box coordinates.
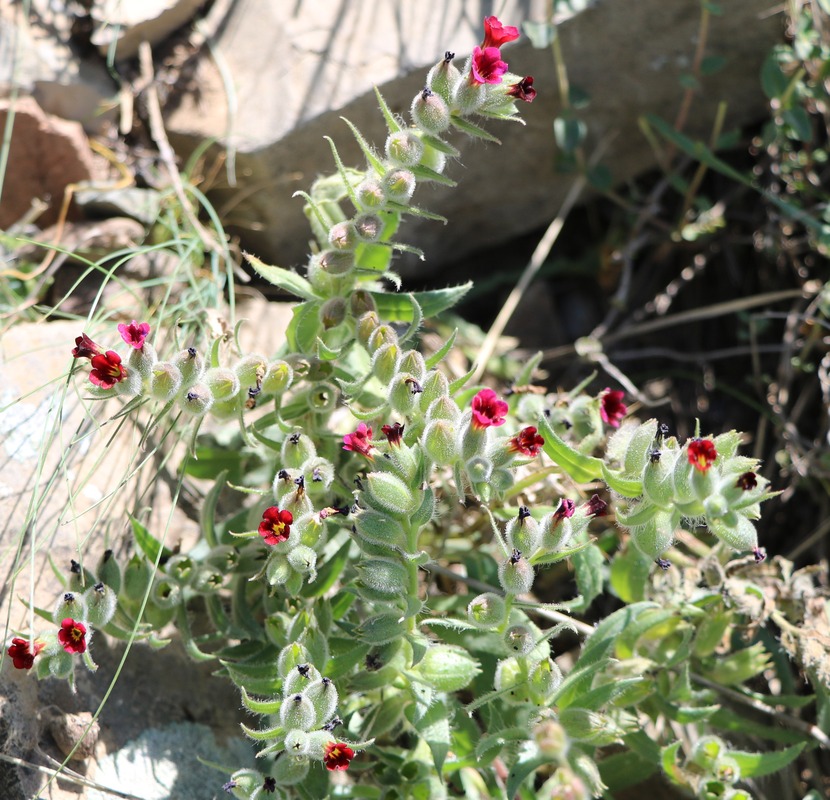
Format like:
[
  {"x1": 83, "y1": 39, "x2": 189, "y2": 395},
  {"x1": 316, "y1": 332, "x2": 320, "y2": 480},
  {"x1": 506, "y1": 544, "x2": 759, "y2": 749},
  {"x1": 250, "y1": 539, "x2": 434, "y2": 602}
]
[
  {"x1": 90, "y1": 0, "x2": 208, "y2": 60},
  {"x1": 164, "y1": 0, "x2": 783, "y2": 277},
  {"x1": 43, "y1": 708, "x2": 100, "y2": 761},
  {"x1": 0, "y1": 1, "x2": 116, "y2": 132},
  {"x1": 0, "y1": 97, "x2": 94, "y2": 229}
]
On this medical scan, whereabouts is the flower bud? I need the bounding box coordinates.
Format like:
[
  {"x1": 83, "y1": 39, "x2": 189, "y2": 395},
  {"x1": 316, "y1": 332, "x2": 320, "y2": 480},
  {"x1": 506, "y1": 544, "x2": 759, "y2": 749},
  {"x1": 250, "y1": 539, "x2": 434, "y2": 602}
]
[
  {"x1": 689, "y1": 735, "x2": 725, "y2": 770},
  {"x1": 234, "y1": 353, "x2": 268, "y2": 387},
  {"x1": 356, "y1": 613, "x2": 406, "y2": 645},
  {"x1": 371, "y1": 342, "x2": 400, "y2": 383},
  {"x1": 426, "y1": 53, "x2": 461, "y2": 103},
  {"x1": 399, "y1": 350, "x2": 426, "y2": 383},
  {"x1": 354, "y1": 212, "x2": 384, "y2": 242},
  {"x1": 715, "y1": 756, "x2": 741, "y2": 785},
  {"x1": 172, "y1": 347, "x2": 204, "y2": 389},
  {"x1": 278, "y1": 642, "x2": 311, "y2": 678},
  {"x1": 281, "y1": 432, "x2": 317, "y2": 469},
  {"x1": 388, "y1": 372, "x2": 420, "y2": 415},
  {"x1": 419, "y1": 142, "x2": 447, "y2": 174},
  {"x1": 411, "y1": 87, "x2": 451, "y2": 133},
  {"x1": 304, "y1": 677, "x2": 338, "y2": 726},
  {"x1": 709, "y1": 515, "x2": 759, "y2": 553},
  {"x1": 284, "y1": 662, "x2": 321, "y2": 694},
  {"x1": 123, "y1": 554, "x2": 153, "y2": 603},
  {"x1": 452, "y1": 79, "x2": 487, "y2": 115},
  {"x1": 82, "y1": 582, "x2": 117, "y2": 627},
  {"x1": 180, "y1": 382, "x2": 214, "y2": 417},
  {"x1": 465, "y1": 455, "x2": 492, "y2": 484},
  {"x1": 203, "y1": 367, "x2": 240, "y2": 400},
  {"x1": 364, "y1": 471, "x2": 418, "y2": 516},
  {"x1": 46, "y1": 650, "x2": 75, "y2": 680},
  {"x1": 672, "y1": 452, "x2": 698, "y2": 507},
  {"x1": 423, "y1": 419, "x2": 458, "y2": 466},
  {"x1": 356, "y1": 311, "x2": 381, "y2": 348},
  {"x1": 504, "y1": 624, "x2": 535, "y2": 656},
  {"x1": 703, "y1": 493, "x2": 729, "y2": 520},
  {"x1": 559, "y1": 708, "x2": 623, "y2": 746},
  {"x1": 367, "y1": 324, "x2": 398, "y2": 355},
  {"x1": 328, "y1": 221, "x2": 357, "y2": 251},
  {"x1": 417, "y1": 644, "x2": 480, "y2": 692},
  {"x1": 357, "y1": 558, "x2": 409, "y2": 598},
  {"x1": 420, "y1": 369, "x2": 450, "y2": 411},
  {"x1": 350, "y1": 289, "x2": 377, "y2": 317},
  {"x1": 642, "y1": 450, "x2": 674, "y2": 507},
  {"x1": 494, "y1": 657, "x2": 530, "y2": 704},
  {"x1": 623, "y1": 419, "x2": 659, "y2": 477},
  {"x1": 529, "y1": 659, "x2": 563, "y2": 705},
  {"x1": 382, "y1": 168, "x2": 416, "y2": 204},
  {"x1": 533, "y1": 720, "x2": 569, "y2": 760},
  {"x1": 96, "y1": 549, "x2": 121, "y2": 593},
  {"x1": 284, "y1": 728, "x2": 311, "y2": 755},
  {"x1": 53, "y1": 592, "x2": 85, "y2": 625},
  {"x1": 272, "y1": 754, "x2": 309, "y2": 786},
  {"x1": 426, "y1": 395, "x2": 460, "y2": 423},
  {"x1": 356, "y1": 176, "x2": 386, "y2": 208},
  {"x1": 224, "y1": 769, "x2": 263, "y2": 799},
  {"x1": 505, "y1": 507, "x2": 541, "y2": 554},
  {"x1": 114, "y1": 368, "x2": 142, "y2": 397},
  {"x1": 467, "y1": 592, "x2": 507, "y2": 628},
  {"x1": 498, "y1": 552, "x2": 534, "y2": 595},
  {"x1": 386, "y1": 130, "x2": 425, "y2": 167},
  {"x1": 150, "y1": 361, "x2": 183, "y2": 402},
  {"x1": 126, "y1": 342, "x2": 157, "y2": 381},
  {"x1": 630, "y1": 510, "x2": 676, "y2": 559},
  {"x1": 280, "y1": 693, "x2": 316, "y2": 731},
  {"x1": 287, "y1": 545, "x2": 317, "y2": 578},
  {"x1": 354, "y1": 510, "x2": 407, "y2": 550}
]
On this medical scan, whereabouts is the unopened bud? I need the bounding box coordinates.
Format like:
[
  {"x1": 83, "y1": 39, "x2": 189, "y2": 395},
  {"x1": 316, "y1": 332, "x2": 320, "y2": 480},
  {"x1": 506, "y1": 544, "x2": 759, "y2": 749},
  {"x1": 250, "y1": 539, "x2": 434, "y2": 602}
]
[
  {"x1": 529, "y1": 659, "x2": 563, "y2": 705},
  {"x1": 417, "y1": 644, "x2": 480, "y2": 692},
  {"x1": 304, "y1": 677, "x2": 338, "y2": 726},
  {"x1": 411, "y1": 87, "x2": 451, "y2": 133},
  {"x1": 426, "y1": 394, "x2": 460, "y2": 422},
  {"x1": 356, "y1": 311, "x2": 381, "y2": 348},
  {"x1": 172, "y1": 347, "x2": 204, "y2": 389},
  {"x1": 494, "y1": 657, "x2": 530, "y2": 704},
  {"x1": 53, "y1": 592, "x2": 85, "y2": 625},
  {"x1": 150, "y1": 361, "x2": 183, "y2": 402},
  {"x1": 398, "y1": 350, "x2": 426, "y2": 382},
  {"x1": 357, "y1": 558, "x2": 409, "y2": 597},
  {"x1": 357, "y1": 613, "x2": 406, "y2": 645},
  {"x1": 354, "y1": 510, "x2": 407, "y2": 550},
  {"x1": 709, "y1": 515, "x2": 759, "y2": 553},
  {"x1": 123, "y1": 555, "x2": 153, "y2": 603},
  {"x1": 181, "y1": 383, "x2": 214, "y2": 417},
  {"x1": 388, "y1": 372, "x2": 420, "y2": 415},
  {"x1": 277, "y1": 642, "x2": 311, "y2": 678},
  {"x1": 623, "y1": 419, "x2": 659, "y2": 476},
  {"x1": 127, "y1": 342, "x2": 157, "y2": 380},
  {"x1": 367, "y1": 324, "x2": 399, "y2": 355},
  {"x1": 423, "y1": 419, "x2": 458, "y2": 466},
  {"x1": 371, "y1": 342, "x2": 400, "y2": 383},
  {"x1": 356, "y1": 176, "x2": 387, "y2": 208},
  {"x1": 319, "y1": 297, "x2": 347, "y2": 330},
  {"x1": 272, "y1": 754, "x2": 309, "y2": 786},
  {"x1": 467, "y1": 592, "x2": 507, "y2": 629},
  {"x1": 328, "y1": 221, "x2": 357, "y2": 251},
  {"x1": 364, "y1": 471, "x2": 418, "y2": 517},
  {"x1": 426, "y1": 52, "x2": 461, "y2": 103},
  {"x1": 382, "y1": 168, "x2": 416, "y2": 204},
  {"x1": 350, "y1": 290, "x2": 377, "y2": 317},
  {"x1": 83, "y1": 582, "x2": 117, "y2": 627},
  {"x1": 420, "y1": 369, "x2": 450, "y2": 411},
  {"x1": 630, "y1": 510, "x2": 676, "y2": 559},
  {"x1": 504, "y1": 624, "x2": 535, "y2": 656},
  {"x1": 262, "y1": 360, "x2": 293, "y2": 394},
  {"x1": 386, "y1": 130, "x2": 425, "y2": 167},
  {"x1": 498, "y1": 552, "x2": 534, "y2": 595},
  {"x1": 505, "y1": 507, "x2": 542, "y2": 554},
  {"x1": 203, "y1": 367, "x2": 240, "y2": 400},
  {"x1": 353, "y1": 212, "x2": 384, "y2": 242},
  {"x1": 281, "y1": 432, "x2": 317, "y2": 469},
  {"x1": 284, "y1": 662, "x2": 321, "y2": 694},
  {"x1": 280, "y1": 693, "x2": 316, "y2": 731},
  {"x1": 96, "y1": 549, "x2": 121, "y2": 593},
  {"x1": 287, "y1": 545, "x2": 317, "y2": 578}
]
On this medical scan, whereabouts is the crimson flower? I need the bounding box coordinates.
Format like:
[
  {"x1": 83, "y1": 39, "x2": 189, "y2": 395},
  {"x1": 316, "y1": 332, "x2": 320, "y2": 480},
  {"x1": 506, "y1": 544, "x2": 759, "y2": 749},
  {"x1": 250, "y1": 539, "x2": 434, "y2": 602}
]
[
  {"x1": 343, "y1": 423, "x2": 375, "y2": 459},
  {"x1": 324, "y1": 741, "x2": 355, "y2": 771},
  {"x1": 471, "y1": 389, "x2": 509, "y2": 430},
  {"x1": 118, "y1": 320, "x2": 151, "y2": 350},
  {"x1": 7, "y1": 637, "x2": 44, "y2": 669},
  {"x1": 381, "y1": 422, "x2": 405, "y2": 447},
  {"x1": 507, "y1": 76, "x2": 536, "y2": 103},
  {"x1": 71, "y1": 333, "x2": 103, "y2": 360},
  {"x1": 470, "y1": 46, "x2": 509, "y2": 85},
  {"x1": 58, "y1": 618, "x2": 87, "y2": 654},
  {"x1": 509, "y1": 426, "x2": 545, "y2": 457},
  {"x1": 258, "y1": 506, "x2": 293, "y2": 545},
  {"x1": 736, "y1": 471, "x2": 757, "y2": 490},
  {"x1": 89, "y1": 351, "x2": 127, "y2": 389},
  {"x1": 600, "y1": 389, "x2": 627, "y2": 428},
  {"x1": 481, "y1": 16, "x2": 520, "y2": 49},
  {"x1": 553, "y1": 498, "x2": 576, "y2": 521},
  {"x1": 583, "y1": 494, "x2": 607, "y2": 517},
  {"x1": 688, "y1": 439, "x2": 717, "y2": 473}
]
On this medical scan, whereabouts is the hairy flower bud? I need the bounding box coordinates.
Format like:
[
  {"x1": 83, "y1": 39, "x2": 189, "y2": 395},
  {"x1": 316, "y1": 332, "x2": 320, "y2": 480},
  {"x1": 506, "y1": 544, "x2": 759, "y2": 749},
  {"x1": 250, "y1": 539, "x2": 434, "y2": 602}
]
[
  {"x1": 418, "y1": 644, "x2": 480, "y2": 692},
  {"x1": 494, "y1": 657, "x2": 530, "y2": 704},
  {"x1": 467, "y1": 592, "x2": 507, "y2": 628},
  {"x1": 505, "y1": 507, "x2": 542, "y2": 554},
  {"x1": 498, "y1": 552, "x2": 534, "y2": 595},
  {"x1": 281, "y1": 433, "x2": 317, "y2": 470},
  {"x1": 53, "y1": 592, "x2": 85, "y2": 625},
  {"x1": 529, "y1": 658, "x2": 563, "y2": 705},
  {"x1": 623, "y1": 419, "x2": 659, "y2": 476},
  {"x1": 364, "y1": 471, "x2": 419, "y2": 517},
  {"x1": 234, "y1": 354, "x2": 268, "y2": 387},
  {"x1": 371, "y1": 342, "x2": 400, "y2": 383},
  {"x1": 181, "y1": 382, "x2": 214, "y2": 417},
  {"x1": 411, "y1": 86, "x2": 451, "y2": 134},
  {"x1": 304, "y1": 677, "x2": 338, "y2": 726},
  {"x1": 280, "y1": 693, "x2": 316, "y2": 731},
  {"x1": 353, "y1": 212, "x2": 384, "y2": 242},
  {"x1": 203, "y1": 367, "x2": 240, "y2": 400},
  {"x1": 356, "y1": 613, "x2": 407, "y2": 645},
  {"x1": 123, "y1": 554, "x2": 153, "y2": 603},
  {"x1": 423, "y1": 419, "x2": 459, "y2": 466},
  {"x1": 278, "y1": 642, "x2": 311, "y2": 678},
  {"x1": 630, "y1": 510, "x2": 676, "y2": 559},
  {"x1": 426, "y1": 52, "x2": 461, "y2": 103},
  {"x1": 709, "y1": 515, "x2": 759, "y2": 553},
  {"x1": 350, "y1": 289, "x2": 377, "y2": 317},
  {"x1": 388, "y1": 372, "x2": 421, "y2": 415},
  {"x1": 357, "y1": 558, "x2": 409, "y2": 597},
  {"x1": 367, "y1": 324, "x2": 399, "y2": 355},
  {"x1": 126, "y1": 341, "x2": 157, "y2": 381},
  {"x1": 283, "y1": 662, "x2": 321, "y2": 695},
  {"x1": 426, "y1": 395, "x2": 460, "y2": 423},
  {"x1": 642, "y1": 450, "x2": 675, "y2": 507},
  {"x1": 386, "y1": 130, "x2": 425, "y2": 167},
  {"x1": 452, "y1": 79, "x2": 487, "y2": 114},
  {"x1": 272, "y1": 754, "x2": 309, "y2": 786},
  {"x1": 354, "y1": 510, "x2": 407, "y2": 550},
  {"x1": 356, "y1": 176, "x2": 387, "y2": 208},
  {"x1": 328, "y1": 221, "x2": 357, "y2": 251},
  {"x1": 172, "y1": 347, "x2": 204, "y2": 389},
  {"x1": 150, "y1": 361, "x2": 183, "y2": 402},
  {"x1": 382, "y1": 168, "x2": 416, "y2": 204},
  {"x1": 262, "y1": 360, "x2": 294, "y2": 395},
  {"x1": 419, "y1": 369, "x2": 450, "y2": 411},
  {"x1": 287, "y1": 545, "x2": 317, "y2": 579},
  {"x1": 96, "y1": 549, "x2": 121, "y2": 593},
  {"x1": 504, "y1": 624, "x2": 535, "y2": 656},
  {"x1": 82, "y1": 582, "x2": 117, "y2": 627}
]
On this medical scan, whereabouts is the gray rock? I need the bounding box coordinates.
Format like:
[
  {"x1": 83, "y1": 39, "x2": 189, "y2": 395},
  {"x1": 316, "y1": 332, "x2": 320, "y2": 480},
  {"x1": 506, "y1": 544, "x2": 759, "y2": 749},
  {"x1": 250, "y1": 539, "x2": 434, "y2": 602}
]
[{"x1": 164, "y1": 0, "x2": 783, "y2": 277}]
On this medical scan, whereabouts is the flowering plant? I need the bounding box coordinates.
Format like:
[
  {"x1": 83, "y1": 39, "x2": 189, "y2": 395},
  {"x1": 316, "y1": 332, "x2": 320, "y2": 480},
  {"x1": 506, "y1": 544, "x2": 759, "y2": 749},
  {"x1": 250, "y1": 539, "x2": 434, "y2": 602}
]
[{"x1": 7, "y1": 14, "x2": 829, "y2": 800}]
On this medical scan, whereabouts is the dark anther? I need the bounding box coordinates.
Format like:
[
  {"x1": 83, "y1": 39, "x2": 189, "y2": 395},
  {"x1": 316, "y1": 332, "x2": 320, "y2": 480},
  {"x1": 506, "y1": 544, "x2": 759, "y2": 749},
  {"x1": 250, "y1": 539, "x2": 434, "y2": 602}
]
[
  {"x1": 294, "y1": 475, "x2": 305, "y2": 489},
  {"x1": 292, "y1": 694, "x2": 303, "y2": 703},
  {"x1": 443, "y1": 50, "x2": 455, "y2": 62},
  {"x1": 297, "y1": 663, "x2": 310, "y2": 677},
  {"x1": 262, "y1": 777, "x2": 277, "y2": 793},
  {"x1": 518, "y1": 506, "x2": 531, "y2": 521},
  {"x1": 322, "y1": 677, "x2": 332, "y2": 687},
  {"x1": 649, "y1": 449, "x2": 661, "y2": 463},
  {"x1": 655, "y1": 558, "x2": 671, "y2": 571},
  {"x1": 312, "y1": 467, "x2": 322, "y2": 482},
  {"x1": 187, "y1": 347, "x2": 197, "y2": 358},
  {"x1": 222, "y1": 782, "x2": 237, "y2": 793},
  {"x1": 186, "y1": 391, "x2": 197, "y2": 402},
  {"x1": 94, "y1": 582, "x2": 105, "y2": 593},
  {"x1": 421, "y1": 86, "x2": 433, "y2": 100},
  {"x1": 753, "y1": 547, "x2": 766, "y2": 564},
  {"x1": 509, "y1": 548, "x2": 522, "y2": 564},
  {"x1": 289, "y1": 433, "x2": 301, "y2": 444},
  {"x1": 70, "y1": 560, "x2": 81, "y2": 574},
  {"x1": 543, "y1": 408, "x2": 551, "y2": 418},
  {"x1": 355, "y1": 476, "x2": 364, "y2": 491},
  {"x1": 562, "y1": 419, "x2": 573, "y2": 429},
  {"x1": 103, "y1": 549, "x2": 113, "y2": 561},
  {"x1": 405, "y1": 378, "x2": 423, "y2": 394},
  {"x1": 365, "y1": 653, "x2": 382, "y2": 671},
  {"x1": 64, "y1": 592, "x2": 75, "y2": 602},
  {"x1": 323, "y1": 716, "x2": 343, "y2": 731},
  {"x1": 657, "y1": 423, "x2": 669, "y2": 442},
  {"x1": 278, "y1": 469, "x2": 290, "y2": 481}
]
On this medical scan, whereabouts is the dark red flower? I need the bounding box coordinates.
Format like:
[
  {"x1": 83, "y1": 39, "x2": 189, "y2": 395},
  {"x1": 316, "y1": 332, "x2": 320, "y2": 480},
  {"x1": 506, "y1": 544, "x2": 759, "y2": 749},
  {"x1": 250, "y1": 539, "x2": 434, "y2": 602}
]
[
  {"x1": 343, "y1": 423, "x2": 375, "y2": 459},
  {"x1": 507, "y1": 76, "x2": 536, "y2": 102},
  {"x1": 58, "y1": 618, "x2": 87, "y2": 654},
  {"x1": 688, "y1": 439, "x2": 717, "y2": 473},
  {"x1": 7, "y1": 637, "x2": 44, "y2": 669},
  {"x1": 583, "y1": 494, "x2": 607, "y2": 517},
  {"x1": 381, "y1": 422, "x2": 405, "y2": 447},
  {"x1": 470, "y1": 46, "x2": 509, "y2": 85},
  {"x1": 600, "y1": 389, "x2": 627, "y2": 428},
  {"x1": 89, "y1": 351, "x2": 127, "y2": 389},
  {"x1": 481, "y1": 16, "x2": 520, "y2": 49},
  {"x1": 736, "y1": 472, "x2": 757, "y2": 490},
  {"x1": 509, "y1": 426, "x2": 545, "y2": 456},
  {"x1": 471, "y1": 389, "x2": 509, "y2": 430},
  {"x1": 258, "y1": 506, "x2": 293, "y2": 545},
  {"x1": 72, "y1": 333, "x2": 103, "y2": 360},
  {"x1": 753, "y1": 546, "x2": 766, "y2": 564},
  {"x1": 324, "y1": 741, "x2": 355, "y2": 771},
  {"x1": 117, "y1": 320, "x2": 151, "y2": 350},
  {"x1": 553, "y1": 498, "x2": 576, "y2": 521}
]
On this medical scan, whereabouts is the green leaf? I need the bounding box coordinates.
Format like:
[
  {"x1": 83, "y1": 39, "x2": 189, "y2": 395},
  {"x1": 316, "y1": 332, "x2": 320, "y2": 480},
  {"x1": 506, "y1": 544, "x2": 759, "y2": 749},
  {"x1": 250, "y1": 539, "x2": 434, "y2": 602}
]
[
  {"x1": 600, "y1": 462, "x2": 643, "y2": 497},
  {"x1": 537, "y1": 414, "x2": 603, "y2": 483},
  {"x1": 129, "y1": 515, "x2": 173, "y2": 565},
  {"x1": 609, "y1": 547, "x2": 649, "y2": 603},
  {"x1": 243, "y1": 253, "x2": 316, "y2": 300},
  {"x1": 384, "y1": 200, "x2": 448, "y2": 224},
  {"x1": 506, "y1": 756, "x2": 545, "y2": 798},
  {"x1": 587, "y1": 163, "x2": 613, "y2": 192},
  {"x1": 553, "y1": 116, "x2": 587, "y2": 153},
  {"x1": 340, "y1": 116, "x2": 385, "y2": 174},
  {"x1": 731, "y1": 742, "x2": 805, "y2": 778},
  {"x1": 783, "y1": 107, "x2": 812, "y2": 142},
  {"x1": 286, "y1": 301, "x2": 322, "y2": 353},
  {"x1": 371, "y1": 283, "x2": 471, "y2": 322},
  {"x1": 660, "y1": 741, "x2": 685, "y2": 785},
  {"x1": 576, "y1": 677, "x2": 645, "y2": 713},
  {"x1": 408, "y1": 700, "x2": 451, "y2": 774},
  {"x1": 373, "y1": 87, "x2": 403, "y2": 134},
  {"x1": 700, "y1": 55, "x2": 726, "y2": 75},
  {"x1": 425, "y1": 329, "x2": 457, "y2": 369},
  {"x1": 411, "y1": 163, "x2": 457, "y2": 187},
  {"x1": 571, "y1": 544, "x2": 605, "y2": 611},
  {"x1": 599, "y1": 749, "x2": 658, "y2": 792},
  {"x1": 450, "y1": 114, "x2": 502, "y2": 144},
  {"x1": 761, "y1": 51, "x2": 790, "y2": 99},
  {"x1": 419, "y1": 133, "x2": 460, "y2": 158},
  {"x1": 199, "y1": 469, "x2": 227, "y2": 549}
]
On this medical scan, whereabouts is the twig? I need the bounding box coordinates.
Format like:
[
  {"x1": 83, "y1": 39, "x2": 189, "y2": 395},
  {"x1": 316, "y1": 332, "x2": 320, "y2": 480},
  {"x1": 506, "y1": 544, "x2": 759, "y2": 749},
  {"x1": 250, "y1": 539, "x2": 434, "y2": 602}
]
[{"x1": 690, "y1": 672, "x2": 830, "y2": 749}]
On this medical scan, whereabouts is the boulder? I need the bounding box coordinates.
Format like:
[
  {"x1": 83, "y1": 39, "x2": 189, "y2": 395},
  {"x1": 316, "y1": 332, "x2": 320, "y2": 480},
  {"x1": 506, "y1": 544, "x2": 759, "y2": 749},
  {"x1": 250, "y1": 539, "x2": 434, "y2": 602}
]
[{"x1": 164, "y1": 0, "x2": 783, "y2": 278}]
